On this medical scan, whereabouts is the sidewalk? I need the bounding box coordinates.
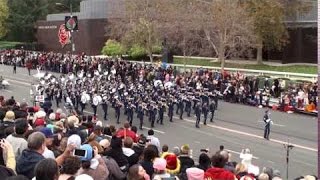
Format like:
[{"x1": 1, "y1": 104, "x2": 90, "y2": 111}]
[{"x1": 210, "y1": 59, "x2": 317, "y2": 67}]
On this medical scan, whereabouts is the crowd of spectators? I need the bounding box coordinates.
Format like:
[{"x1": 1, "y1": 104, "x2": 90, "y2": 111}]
[{"x1": 0, "y1": 95, "x2": 317, "y2": 180}]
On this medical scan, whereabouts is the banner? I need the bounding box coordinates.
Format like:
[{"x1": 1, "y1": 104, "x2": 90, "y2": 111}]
[{"x1": 58, "y1": 24, "x2": 71, "y2": 47}]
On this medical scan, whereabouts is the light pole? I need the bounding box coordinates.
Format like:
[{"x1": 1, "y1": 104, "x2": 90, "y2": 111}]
[
  {"x1": 283, "y1": 139, "x2": 294, "y2": 180},
  {"x1": 56, "y1": 2, "x2": 75, "y2": 54}
]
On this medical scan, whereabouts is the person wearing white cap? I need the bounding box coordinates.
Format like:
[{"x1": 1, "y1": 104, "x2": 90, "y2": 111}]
[{"x1": 75, "y1": 174, "x2": 93, "y2": 180}]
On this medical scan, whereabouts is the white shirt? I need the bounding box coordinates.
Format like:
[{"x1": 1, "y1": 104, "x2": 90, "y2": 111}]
[
  {"x1": 147, "y1": 135, "x2": 160, "y2": 151},
  {"x1": 81, "y1": 94, "x2": 87, "y2": 104},
  {"x1": 42, "y1": 147, "x2": 55, "y2": 159},
  {"x1": 93, "y1": 96, "x2": 99, "y2": 106}
]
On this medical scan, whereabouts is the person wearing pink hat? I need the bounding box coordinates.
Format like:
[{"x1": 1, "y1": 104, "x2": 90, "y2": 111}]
[
  {"x1": 153, "y1": 158, "x2": 171, "y2": 179},
  {"x1": 186, "y1": 167, "x2": 205, "y2": 180}
]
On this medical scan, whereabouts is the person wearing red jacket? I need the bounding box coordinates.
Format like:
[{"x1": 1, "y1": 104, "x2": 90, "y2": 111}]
[{"x1": 116, "y1": 122, "x2": 138, "y2": 143}]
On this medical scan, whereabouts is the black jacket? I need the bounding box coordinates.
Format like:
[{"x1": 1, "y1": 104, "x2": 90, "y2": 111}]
[{"x1": 179, "y1": 155, "x2": 195, "y2": 174}]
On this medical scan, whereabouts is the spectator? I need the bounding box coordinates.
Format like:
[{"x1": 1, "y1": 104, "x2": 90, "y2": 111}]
[
  {"x1": 52, "y1": 137, "x2": 68, "y2": 158},
  {"x1": 161, "y1": 144, "x2": 169, "y2": 155},
  {"x1": 272, "y1": 169, "x2": 282, "y2": 180},
  {"x1": 0, "y1": 139, "x2": 16, "y2": 177},
  {"x1": 13, "y1": 102, "x2": 28, "y2": 119},
  {"x1": 197, "y1": 153, "x2": 212, "y2": 171},
  {"x1": 258, "y1": 173, "x2": 269, "y2": 180},
  {"x1": 161, "y1": 152, "x2": 181, "y2": 175},
  {"x1": 99, "y1": 139, "x2": 110, "y2": 152},
  {"x1": 140, "y1": 146, "x2": 157, "y2": 178},
  {"x1": 122, "y1": 137, "x2": 139, "y2": 167},
  {"x1": 116, "y1": 122, "x2": 138, "y2": 142},
  {"x1": 186, "y1": 167, "x2": 205, "y2": 180},
  {"x1": 39, "y1": 127, "x2": 55, "y2": 159},
  {"x1": 205, "y1": 153, "x2": 237, "y2": 180},
  {"x1": 67, "y1": 134, "x2": 81, "y2": 149},
  {"x1": 33, "y1": 110, "x2": 46, "y2": 128},
  {"x1": 16, "y1": 132, "x2": 46, "y2": 179},
  {"x1": 132, "y1": 135, "x2": 147, "y2": 158},
  {"x1": 179, "y1": 144, "x2": 194, "y2": 177},
  {"x1": 33, "y1": 158, "x2": 59, "y2": 180},
  {"x1": 76, "y1": 144, "x2": 109, "y2": 180},
  {"x1": 240, "y1": 148, "x2": 260, "y2": 176},
  {"x1": 104, "y1": 136, "x2": 129, "y2": 172},
  {"x1": 146, "y1": 129, "x2": 160, "y2": 151},
  {"x1": 58, "y1": 156, "x2": 81, "y2": 180},
  {"x1": 127, "y1": 164, "x2": 150, "y2": 180},
  {"x1": 262, "y1": 167, "x2": 273, "y2": 180},
  {"x1": 235, "y1": 163, "x2": 248, "y2": 179},
  {"x1": 85, "y1": 133, "x2": 103, "y2": 153},
  {"x1": 103, "y1": 140, "x2": 126, "y2": 180},
  {"x1": 172, "y1": 146, "x2": 180, "y2": 156},
  {"x1": 220, "y1": 150, "x2": 235, "y2": 173},
  {"x1": 6, "y1": 118, "x2": 28, "y2": 161},
  {"x1": 74, "y1": 174, "x2": 93, "y2": 180},
  {"x1": 153, "y1": 158, "x2": 176, "y2": 179},
  {"x1": 0, "y1": 110, "x2": 15, "y2": 138}
]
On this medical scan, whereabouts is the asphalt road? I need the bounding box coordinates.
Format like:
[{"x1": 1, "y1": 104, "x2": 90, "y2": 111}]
[{"x1": 0, "y1": 65, "x2": 317, "y2": 179}]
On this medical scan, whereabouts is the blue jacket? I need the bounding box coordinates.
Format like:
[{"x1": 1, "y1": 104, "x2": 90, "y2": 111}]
[{"x1": 16, "y1": 149, "x2": 45, "y2": 179}]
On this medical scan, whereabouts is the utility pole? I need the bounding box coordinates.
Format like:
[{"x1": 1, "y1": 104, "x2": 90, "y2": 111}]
[{"x1": 283, "y1": 139, "x2": 294, "y2": 180}]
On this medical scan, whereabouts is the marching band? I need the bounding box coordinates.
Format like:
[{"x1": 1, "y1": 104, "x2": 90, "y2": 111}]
[{"x1": 32, "y1": 62, "x2": 219, "y2": 129}]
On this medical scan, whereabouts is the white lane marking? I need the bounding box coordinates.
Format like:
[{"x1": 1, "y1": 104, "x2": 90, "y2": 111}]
[
  {"x1": 3, "y1": 78, "x2": 30, "y2": 86},
  {"x1": 225, "y1": 149, "x2": 259, "y2": 159},
  {"x1": 142, "y1": 126, "x2": 165, "y2": 134},
  {"x1": 2, "y1": 89, "x2": 13, "y2": 93},
  {"x1": 178, "y1": 117, "x2": 317, "y2": 152},
  {"x1": 258, "y1": 120, "x2": 285, "y2": 127},
  {"x1": 83, "y1": 110, "x2": 94, "y2": 115}
]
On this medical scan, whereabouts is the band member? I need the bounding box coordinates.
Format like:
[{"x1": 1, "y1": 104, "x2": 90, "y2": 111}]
[
  {"x1": 179, "y1": 98, "x2": 184, "y2": 120},
  {"x1": 149, "y1": 105, "x2": 156, "y2": 128},
  {"x1": 195, "y1": 102, "x2": 201, "y2": 128},
  {"x1": 209, "y1": 101, "x2": 216, "y2": 122},
  {"x1": 114, "y1": 100, "x2": 122, "y2": 124},
  {"x1": 157, "y1": 103, "x2": 164, "y2": 125},
  {"x1": 213, "y1": 92, "x2": 218, "y2": 110},
  {"x1": 127, "y1": 102, "x2": 134, "y2": 126},
  {"x1": 80, "y1": 92, "x2": 87, "y2": 113},
  {"x1": 101, "y1": 98, "x2": 108, "y2": 120},
  {"x1": 137, "y1": 105, "x2": 144, "y2": 130},
  {"x1": 55, "y1": 87, "x2": 62, "y2": 107},
  {"x1": 13, "y1": 61, "x2": 17, "y2": 74},
  {"x1": 202, "y1": 103, "x2": 209, "y2": 125},
  {"x1": 168, "y1": 100, "x2": 174, "y2": 122},
  {"x1": 263, "y1": 110, "x2": 273, "y2": 140},
  {"x1": 91, "y1": 93, "x2": 99, "y2": 116},
  {"x1": 185, "y1": 99, "x2": 192, "y2": 117},
  {"x1": 26, "y1": 60, "x2": 32, "y2": 75}
]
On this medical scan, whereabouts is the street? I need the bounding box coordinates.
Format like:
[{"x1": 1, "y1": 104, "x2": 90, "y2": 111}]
[{"x1": 0, "y1": 65, "x2": 317, "y2": 179}]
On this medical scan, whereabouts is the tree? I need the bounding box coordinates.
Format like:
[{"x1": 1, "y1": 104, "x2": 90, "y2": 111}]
[
  {"x1": 47, "y1": 0, "x2": 82, "y2": 14},
  {"x1": 117, "y1": 0, "x2": 162, "y2": 63},
  {"x1": 101, "y1": 39, "x2": 125, "y2": 57},
  {"x1": 156, "y1": 0, "x2": 207, "y2": 70},
  {"x1": 198, "y1": 0, "x2": 256, "y2": 72},
  {"x1": 6, "y1": 0, "x2": 48, "y2": 42},
  {"x1": 0, "y1": 0, "x2": 9, "y2": 39},
  {"x1": 244, "y1": 0, "x2": 288, "y2": 64},
  {"x1": 128, "y1": 44, "x2": 147, "y2": 60}
]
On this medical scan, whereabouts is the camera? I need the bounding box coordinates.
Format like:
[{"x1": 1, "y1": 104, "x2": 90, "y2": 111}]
[{"x1": 73, "y1": 149, "x2": 87, "y2": 157}]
